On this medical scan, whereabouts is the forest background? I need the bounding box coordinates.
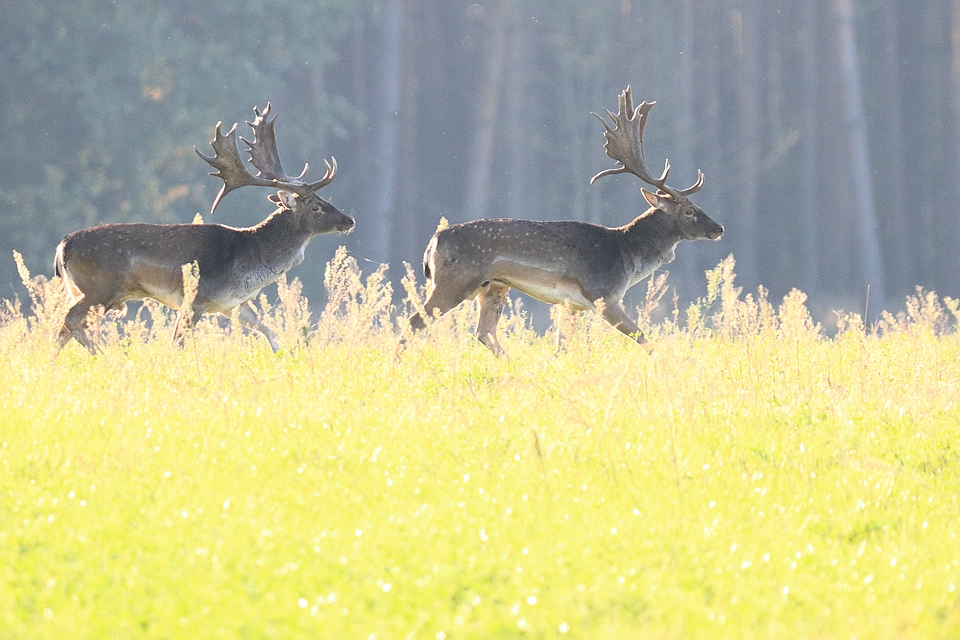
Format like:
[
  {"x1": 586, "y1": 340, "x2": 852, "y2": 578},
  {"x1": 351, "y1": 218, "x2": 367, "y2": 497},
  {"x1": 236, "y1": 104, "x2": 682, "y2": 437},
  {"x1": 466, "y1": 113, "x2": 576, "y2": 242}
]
[{"x1": 1, "y1": 0, "x2": 957, "y2": 327}]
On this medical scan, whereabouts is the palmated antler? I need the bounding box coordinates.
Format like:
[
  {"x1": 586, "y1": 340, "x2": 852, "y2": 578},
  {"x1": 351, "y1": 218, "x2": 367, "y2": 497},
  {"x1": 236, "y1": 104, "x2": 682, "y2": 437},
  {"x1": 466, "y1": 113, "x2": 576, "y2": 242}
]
[
  {"x1": 590, "y1": 86, "x2": 703, "y2": 200},
  {"x1": 195, "y1": 103, "x2": 337, "y2": 213}
]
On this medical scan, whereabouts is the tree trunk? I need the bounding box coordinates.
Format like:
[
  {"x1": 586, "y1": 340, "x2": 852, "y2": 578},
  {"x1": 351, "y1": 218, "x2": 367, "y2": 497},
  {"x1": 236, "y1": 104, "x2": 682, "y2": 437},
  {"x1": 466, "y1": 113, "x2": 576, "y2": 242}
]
[
  {"x1": 371, "y1": 0, "x2": 403, "y2": 264},
  {"x1": 675, "y1": 0, "x2": 698, "y2": 296},
  {"x1": 505, "y1": 3, "x2": 531, "y2": 221},
  {"x1": 952, "y1": 0, "x2": 960, "y2": 286},
  {"x1": 463, "y1": 0, "x2": 513, "y2": 221},
  {"x1": 945, "y1": 0, "x2": 960, "y2": 295},
  {"x1": 799, "y1": 0, "x2": 820, "y2": 297},
  {"x1": 874, "y1": 0, "x2": 912, "y2": 296},
  {"x1": 833, "y1": 0, "x2": 887, "y2": 315},
  {"x1": 733, "y1": 0, "x2": 761, "y2": 291}
]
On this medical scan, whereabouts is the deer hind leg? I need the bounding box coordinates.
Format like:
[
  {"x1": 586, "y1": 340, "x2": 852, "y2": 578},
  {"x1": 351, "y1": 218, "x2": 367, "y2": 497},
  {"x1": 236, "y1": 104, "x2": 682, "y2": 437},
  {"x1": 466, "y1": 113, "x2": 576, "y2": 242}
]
[
  {"x1": 236, "y1": 301, "x2": 280, "y2": 353},
  {"x1": 398, "y1": 276, "x2": 483, "y2": 356},
  {"x1": 398, "y1": 289, "x2": 460, "y2": 356},
  {"x1": 59, "y1": 296, "x2": 99, "y2": 355},
  {"x1": 476, "y1": 283, "x2": 509, "y2": 358},
  {"x1": 408, "y1": 285, "x2": 471, "y2": 333}
]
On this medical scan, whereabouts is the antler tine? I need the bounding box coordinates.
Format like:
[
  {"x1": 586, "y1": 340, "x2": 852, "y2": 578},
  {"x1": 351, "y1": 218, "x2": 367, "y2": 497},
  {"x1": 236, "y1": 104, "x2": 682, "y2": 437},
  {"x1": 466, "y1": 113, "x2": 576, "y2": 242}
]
[
  {"x1": 197, "y1": 104, "x2": 339, "y2": 212},
  {"x1": 242, "y1": 103, "x2": 295, "y2": 183},
  {"x1": 195, "y1": 121, "x2": 277, "y2": 214},
  {"x1": 589, "y1": 88, "x2": 671, "y2": 191},
  {"x1": 304, "y1": 156, "x2": 337, "y2": 191},
  {"x1": 241, "y1": 103, "x2": 337, "y2": 197},
  {"x1": 590, "y1": 86, "x2": 703, "y2": 200},
  {"x1": 679, "y1": 168, "x2": 705, "y2": 197}
]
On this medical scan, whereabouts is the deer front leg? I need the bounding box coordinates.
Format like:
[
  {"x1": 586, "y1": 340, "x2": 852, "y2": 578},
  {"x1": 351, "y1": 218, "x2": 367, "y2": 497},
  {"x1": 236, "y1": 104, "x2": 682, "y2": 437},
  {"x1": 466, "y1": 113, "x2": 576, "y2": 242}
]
[
  {"x1": 476, "y1": 283, "x2": 509, "y2": 358},
  {"x1": 170, "y1": 310, "x2": 191, "y2": 348},
  {"x1": 600, "y1": 299, "x2": 651, "y2": 350},
  {"x1": 236, "y1": 301, "x2": 280, "y2": 353},
  {"x1": 552, "y1": 303, "x2": 582, "y2": 355},
  {"x1": 171, "y1": 303, "x2": 211, "y2": 348}
]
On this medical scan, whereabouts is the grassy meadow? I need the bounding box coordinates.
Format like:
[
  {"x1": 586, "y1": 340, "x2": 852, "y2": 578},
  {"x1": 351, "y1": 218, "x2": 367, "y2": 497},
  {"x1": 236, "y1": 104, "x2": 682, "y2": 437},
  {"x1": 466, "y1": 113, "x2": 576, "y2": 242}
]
[{"x1": 2, "y1": 249, "x2": 960, "y2": 639}]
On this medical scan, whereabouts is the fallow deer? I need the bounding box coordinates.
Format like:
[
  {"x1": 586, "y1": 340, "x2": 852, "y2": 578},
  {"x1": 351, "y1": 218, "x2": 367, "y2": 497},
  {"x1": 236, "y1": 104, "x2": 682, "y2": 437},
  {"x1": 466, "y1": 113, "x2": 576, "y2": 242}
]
[
  {"x1": 54, "y1": 103, "x2": 354, "y2": 354},
  {"x1": 402, "y1": 86, "x2": 723, "y2": 357}
]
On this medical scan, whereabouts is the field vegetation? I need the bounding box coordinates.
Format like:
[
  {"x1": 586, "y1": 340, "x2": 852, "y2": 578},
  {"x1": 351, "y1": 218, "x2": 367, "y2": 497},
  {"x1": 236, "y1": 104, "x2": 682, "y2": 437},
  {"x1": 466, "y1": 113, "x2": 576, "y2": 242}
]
[{"x1": 2, "y1": 249, "x2": 960, "y2": 639}]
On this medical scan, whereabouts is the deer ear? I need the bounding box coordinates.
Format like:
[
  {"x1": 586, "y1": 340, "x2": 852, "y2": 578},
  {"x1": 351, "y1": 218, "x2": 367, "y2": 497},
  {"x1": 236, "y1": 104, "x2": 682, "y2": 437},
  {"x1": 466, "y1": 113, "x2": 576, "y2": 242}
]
[
  {"x1": 641, "y1": 188, "x2": 676, "y2": 213},
  {"x1": 272, "y1": 190, "x2": 298, "y2": 209},
  {"x1": 641, "y1": 188, "x2": 661, "y2": 207}
]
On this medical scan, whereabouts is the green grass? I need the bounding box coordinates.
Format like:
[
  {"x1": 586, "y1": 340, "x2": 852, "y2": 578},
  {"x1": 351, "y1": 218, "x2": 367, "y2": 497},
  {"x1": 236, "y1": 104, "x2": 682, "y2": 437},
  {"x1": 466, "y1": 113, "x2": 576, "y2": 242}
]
[{"x1": 2, "y1": 251, "x2": 960, "y2": 638}]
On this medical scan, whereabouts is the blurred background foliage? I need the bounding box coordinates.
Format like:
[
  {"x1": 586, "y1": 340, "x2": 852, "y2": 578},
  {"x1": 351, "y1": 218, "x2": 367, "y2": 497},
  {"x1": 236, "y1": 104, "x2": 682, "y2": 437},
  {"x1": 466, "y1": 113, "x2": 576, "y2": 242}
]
[{"x1": 2, "y1": 0, "x2": 958, "y2": 327}]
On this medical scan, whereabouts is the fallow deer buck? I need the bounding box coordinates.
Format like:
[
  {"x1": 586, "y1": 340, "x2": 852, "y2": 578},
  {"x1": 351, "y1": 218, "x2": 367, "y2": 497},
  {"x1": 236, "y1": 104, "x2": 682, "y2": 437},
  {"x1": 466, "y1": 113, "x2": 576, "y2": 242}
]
[
  {"x1": 54, "y1": 103, "x2": 354, "y2": 354},
  {"x1": 402, "y1": 86, "x2": 723, "y2": 357}
]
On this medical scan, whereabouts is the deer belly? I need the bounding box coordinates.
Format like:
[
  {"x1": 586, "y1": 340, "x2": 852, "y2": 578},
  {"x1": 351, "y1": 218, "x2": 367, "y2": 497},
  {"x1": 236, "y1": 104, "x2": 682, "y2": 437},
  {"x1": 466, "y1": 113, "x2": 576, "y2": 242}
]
[
  {"x1": 139, "y1": 286, "x2": 184, "y2": 310},
  {"x1": 138, "y1": 266, "x2": 280, "y2": 313},
  {"x1": 498, "y1": 274, "x2": 594, "y2": 310}
]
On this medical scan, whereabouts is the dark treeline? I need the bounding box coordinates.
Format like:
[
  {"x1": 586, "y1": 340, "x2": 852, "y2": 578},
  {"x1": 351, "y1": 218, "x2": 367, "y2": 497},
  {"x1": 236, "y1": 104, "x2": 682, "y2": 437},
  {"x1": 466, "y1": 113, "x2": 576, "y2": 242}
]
[{"x1": 2, "y1": 0, "x2": 958, "y2": 328}]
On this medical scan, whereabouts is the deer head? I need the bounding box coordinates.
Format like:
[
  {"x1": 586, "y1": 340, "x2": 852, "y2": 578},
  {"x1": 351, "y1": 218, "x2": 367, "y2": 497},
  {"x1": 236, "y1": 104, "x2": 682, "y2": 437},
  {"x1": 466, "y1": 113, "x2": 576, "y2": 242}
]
[
  {"x1": 195, "y1": 103, "x2": 353, "y2": 234},
  {"x1": 591, "y1": 86, "x2": 721, "y2": 241}
]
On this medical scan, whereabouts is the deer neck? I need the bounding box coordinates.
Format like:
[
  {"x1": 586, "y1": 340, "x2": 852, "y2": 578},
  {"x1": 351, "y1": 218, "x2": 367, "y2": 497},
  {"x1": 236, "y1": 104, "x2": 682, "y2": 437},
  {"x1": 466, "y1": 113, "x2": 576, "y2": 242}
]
[
  {"x1": 618, "y1": 209, "x2": 685, "y2": 285},
  {"x1": 243, "y1": 208, "x2": 314, "y2": 271}
]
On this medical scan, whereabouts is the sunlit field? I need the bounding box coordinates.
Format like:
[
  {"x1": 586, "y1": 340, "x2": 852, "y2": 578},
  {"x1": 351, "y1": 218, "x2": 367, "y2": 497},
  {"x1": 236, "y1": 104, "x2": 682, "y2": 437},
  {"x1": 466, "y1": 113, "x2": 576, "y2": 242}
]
[{"x1": 2, "y1": 249, "x2": 960, "y2": 639}]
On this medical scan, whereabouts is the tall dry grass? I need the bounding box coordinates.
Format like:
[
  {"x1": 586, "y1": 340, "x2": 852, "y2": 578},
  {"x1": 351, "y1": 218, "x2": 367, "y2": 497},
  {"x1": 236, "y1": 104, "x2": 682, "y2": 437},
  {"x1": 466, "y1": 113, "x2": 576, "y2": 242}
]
[
  {"x1": 2, "y1": 250, "x2": 960, "y2": 639},
  {"x1": 13, "y1": 248, "x2": 958, "y2": 360}
]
